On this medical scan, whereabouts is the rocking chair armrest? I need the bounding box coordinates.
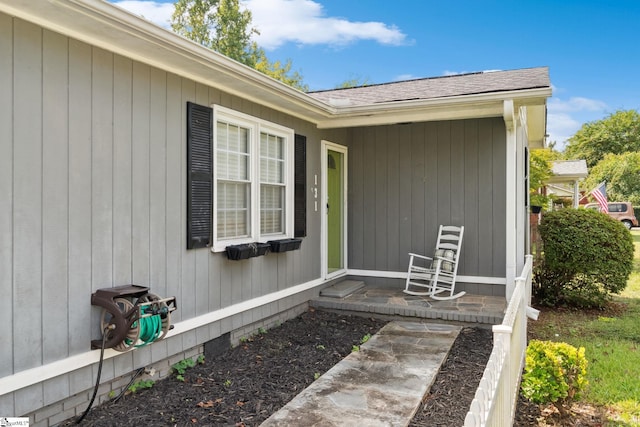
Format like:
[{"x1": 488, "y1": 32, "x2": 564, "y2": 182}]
[
  {"x1": 433, "y1": 255, "x2": 458, "y2": 267},
  {"x1": 408, "y1": 252, "x2": 433, "y2": 261}
]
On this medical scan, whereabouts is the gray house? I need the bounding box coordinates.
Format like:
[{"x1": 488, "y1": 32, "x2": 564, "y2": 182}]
[{"x1": 0, "y1": 0, "x2": 551, "y2": 423}]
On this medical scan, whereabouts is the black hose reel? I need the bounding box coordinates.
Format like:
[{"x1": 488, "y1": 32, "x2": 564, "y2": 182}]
[{"x1": 91, "y1": 285, "x2": 177, "y2": 351}]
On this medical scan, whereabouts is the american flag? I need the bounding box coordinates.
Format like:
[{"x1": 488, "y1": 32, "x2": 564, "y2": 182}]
[{"x1": 590, "y1": 182, "x2": 608, "y2": 213}]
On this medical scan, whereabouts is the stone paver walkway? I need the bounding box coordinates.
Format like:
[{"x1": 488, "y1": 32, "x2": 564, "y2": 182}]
[{"x1": 260, "y1": 321, "x2": 461, "y2": 427}]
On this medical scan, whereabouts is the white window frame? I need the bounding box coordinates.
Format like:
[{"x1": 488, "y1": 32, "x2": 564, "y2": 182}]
[{"x1": 212, "y1": 105, "x2": 294, "y2": 252}]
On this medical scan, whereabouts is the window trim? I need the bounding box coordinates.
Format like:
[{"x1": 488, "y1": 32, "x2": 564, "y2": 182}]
[{"x1": 212, "y1": 105, "x2": 295, "y2": 252}]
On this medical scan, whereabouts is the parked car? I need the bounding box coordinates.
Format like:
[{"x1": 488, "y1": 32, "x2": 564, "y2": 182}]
[{"x1": 585, "y1": 202, "x2": 638, "y2": 229}]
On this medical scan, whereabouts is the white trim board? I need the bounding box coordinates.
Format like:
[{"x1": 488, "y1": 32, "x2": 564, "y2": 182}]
[
  {"x1": 1, "y1": 270, "x2": 504, "y2": 394},
  {"x1": 347, "y1": 269, "x2": 507, "y2": 285},
  {"x1": 0, "y1": 277, "x2": 326, "y2": 395}
]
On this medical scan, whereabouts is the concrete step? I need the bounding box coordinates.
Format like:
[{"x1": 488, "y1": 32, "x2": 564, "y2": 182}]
[{"x1": 320, "y1": 279, "x2": 366, "y2": 298}]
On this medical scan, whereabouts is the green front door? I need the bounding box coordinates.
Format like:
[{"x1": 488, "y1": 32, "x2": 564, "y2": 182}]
[{"x1": 327, "y1": 149, "x2": 344, "y2": 274}]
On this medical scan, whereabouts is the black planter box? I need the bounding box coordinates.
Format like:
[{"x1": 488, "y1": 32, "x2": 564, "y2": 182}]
[
  {"x1": 226, "y1": 242, "x2": 270, "y2": 260},
  {"x1": 267, "y1": 238, "x2": 302, "y2": 253}
]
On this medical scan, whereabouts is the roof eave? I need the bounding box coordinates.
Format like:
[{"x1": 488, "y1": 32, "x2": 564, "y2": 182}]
[{"x1": 316, "y1": 87, "x2": 551, "y2": 129}]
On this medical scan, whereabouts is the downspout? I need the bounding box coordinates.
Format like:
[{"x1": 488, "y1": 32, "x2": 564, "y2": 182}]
[{"x1": 503, "y1": 100, "x2": 517, "y2": 301}]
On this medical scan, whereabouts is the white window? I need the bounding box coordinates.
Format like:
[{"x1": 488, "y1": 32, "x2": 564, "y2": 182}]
[{"x1": 212, "y1": 105, "x2": 294, "y2": 251}]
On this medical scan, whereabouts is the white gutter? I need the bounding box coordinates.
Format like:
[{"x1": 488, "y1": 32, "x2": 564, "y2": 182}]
[{"x1": 317, "y1": 87, "x2": 551, "y2": 129}]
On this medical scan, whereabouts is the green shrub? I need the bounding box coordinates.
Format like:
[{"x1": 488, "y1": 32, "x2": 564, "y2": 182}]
[
  {"x1": 521, "y1": 340, "x2": 588, "y2": 417},
  {"x1": 534, "y1": 208, "x2": 634, "y2": 308}
]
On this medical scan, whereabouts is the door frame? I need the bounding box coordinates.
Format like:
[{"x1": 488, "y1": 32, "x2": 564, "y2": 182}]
[{"x1": 321, "y1": 141, "x2": 348, "y2": 280}]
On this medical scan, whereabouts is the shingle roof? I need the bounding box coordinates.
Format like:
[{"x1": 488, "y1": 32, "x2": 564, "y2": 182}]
[
  {"x1": 307, "y1": 67, "x2": 550, "y2": 106},
  {"x1": 551, "y1": 160, "x2": 588, "y2": 178}
]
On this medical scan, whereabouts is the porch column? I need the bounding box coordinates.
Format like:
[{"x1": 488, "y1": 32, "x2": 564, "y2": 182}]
[
  {"x1": 503, "y1": 100, "x2": 517, "y2": 300},
  {"x1": 573, "y1": 179, "x2": 580, "y2": 208}
]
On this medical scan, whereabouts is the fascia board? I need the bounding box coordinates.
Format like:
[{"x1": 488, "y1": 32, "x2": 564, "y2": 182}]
[
  {"x1": 317, "y1": 101, "x2": 504, "y2": 129},
  {"x1": 317, "y1": 88, "x2": 551, "y2": 129}
]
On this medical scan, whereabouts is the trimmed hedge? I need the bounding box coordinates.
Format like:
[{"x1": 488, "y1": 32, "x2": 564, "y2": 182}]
[{"x1": 535, "y1": 208, "x2": 634, "y2": 308}]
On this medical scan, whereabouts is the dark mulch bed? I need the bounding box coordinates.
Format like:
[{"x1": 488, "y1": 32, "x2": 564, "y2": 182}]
[
  {"x1": 409, "y1": 327, "x2": 493, "y2": 426},
  {"x1": 63, "y1": 309, "x2": 540, "y2": 426}
]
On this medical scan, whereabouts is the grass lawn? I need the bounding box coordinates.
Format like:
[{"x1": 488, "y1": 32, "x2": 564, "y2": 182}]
[{"x1": 528, "y1": 229, "x2": 640, "y2": 426}]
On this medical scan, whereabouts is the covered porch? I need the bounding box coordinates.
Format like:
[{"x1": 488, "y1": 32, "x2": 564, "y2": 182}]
[{"x1": 311, "y1": 282, "x2": 507, "y2": 325}]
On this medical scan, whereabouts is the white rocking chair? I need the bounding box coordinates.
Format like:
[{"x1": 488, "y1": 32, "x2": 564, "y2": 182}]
[{"x1": 404, "y1": 225, "x2": 465, "y2": 300}]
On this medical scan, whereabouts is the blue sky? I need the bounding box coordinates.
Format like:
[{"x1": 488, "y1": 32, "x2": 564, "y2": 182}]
[{"x1": 112, "y1": 0, "x2": 640, "y2": 149}]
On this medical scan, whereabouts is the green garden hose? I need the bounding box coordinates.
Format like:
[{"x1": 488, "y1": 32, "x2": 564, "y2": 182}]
[{"x1": 125, "y1": 313, "x2": 162, "y2": 347}]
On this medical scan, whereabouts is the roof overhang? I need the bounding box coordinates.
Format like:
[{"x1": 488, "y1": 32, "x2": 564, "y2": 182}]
[
  {"x1": 547, "y1": 160, "x2": 589, "y2": 184},
  {"x1": 315, "y1": 87, "x2": 550, "y2": 129},
  {"x1": 0, "y1": 0, "x2": 332, "y2": 124},
  {"x1": 1, "y1": 0, "x2": 551, "y2": 131}
]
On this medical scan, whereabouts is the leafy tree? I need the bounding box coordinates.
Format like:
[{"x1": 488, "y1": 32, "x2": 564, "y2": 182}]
[
  {"x1": 251, "y1": 45, "x2": 308, "y2": 91},
  {"x1": 582, "y1": 152, "x2": 640, "y2": 205},
  {"x1": 210, "y1": 0, "x2": 256, "y2": 66},
  {"x1": 529, "y1": 148, "x2": 559, "y2": 208},
  {"x1": 171, "y1": 0, "x2": 219, "y2": 48},
  {"x1": 564, "y1": 110, "x2": 640, "y2": 168},
  {"x1": 335, "y1": 75, "x2": 371, "y2": 89},
  {"x1": 171, "y1": 0, "x2": 307, "y2": 91}
]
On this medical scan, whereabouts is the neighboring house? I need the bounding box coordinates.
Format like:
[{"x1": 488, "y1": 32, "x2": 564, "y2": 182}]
[
  {"x1": 546, "y1": 160, "x2": 588, "y2": 208},
  {"x1": 0, "y1": 0, "x2": 551, "y2": 422}
]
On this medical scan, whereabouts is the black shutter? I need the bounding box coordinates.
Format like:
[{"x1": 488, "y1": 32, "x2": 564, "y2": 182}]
[
  {"x1": 294, "y1": 134, "x2": 307, "y2": 237},
  {"x1": 187, "y1": 102, "x2": 213, "y2": 249}
]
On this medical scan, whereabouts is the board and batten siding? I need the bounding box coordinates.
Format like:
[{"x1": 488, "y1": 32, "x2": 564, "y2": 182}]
[
  {"x1": 346, "y1": 119, "x2": 507, "y2": 290},
  {"x1": 0, "y1": 14, "x2": 347, "y2": 416}
]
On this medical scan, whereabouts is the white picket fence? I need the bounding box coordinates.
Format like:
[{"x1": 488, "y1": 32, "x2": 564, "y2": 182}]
[{"x1": 464, "y1": 255, "x2": 533, "y2": 427}]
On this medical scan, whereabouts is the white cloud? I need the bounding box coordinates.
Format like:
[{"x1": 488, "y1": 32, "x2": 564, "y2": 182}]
[
  {"x1": 547, "y1": 96, "x2": 607, "y2": 113},
  {"x1": 111, "y1": 0, "x2": 409, "y2": 50},
  {"x1": 546, "y1": 112, "x2": 581, "y2": 147},
  {"x1": 546, "y1": 96, "x2": 608, "y2": 148},
  {"x1": 394, "y1": 74, "x2": 418, "y2": 81},
  {"x1": 442, "y1": 69, "x2": 501, "y2": 76},
  {"x1": 111, "y1": 1, "x2": 174, "y2": 28},
  {"x1": 246, "y1": 0, "x2": 409, "y2": 49},
  {"x1": 443, "y1": 70, "x2": 466, "y2": 76}
]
